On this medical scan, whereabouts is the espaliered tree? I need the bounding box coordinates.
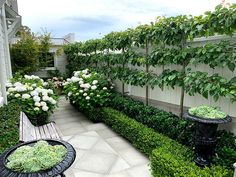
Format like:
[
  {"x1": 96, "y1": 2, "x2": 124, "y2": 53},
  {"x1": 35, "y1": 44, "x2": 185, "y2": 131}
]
[
  {"x1": 111, "y1": 30, "x2": 133, "y2": 94},
  {"x1": 133, "y1": 24, "x2": 154, "y2": 105},
  {"x1": 64, "y1": 3, "x2": 236, "y2": 117}
]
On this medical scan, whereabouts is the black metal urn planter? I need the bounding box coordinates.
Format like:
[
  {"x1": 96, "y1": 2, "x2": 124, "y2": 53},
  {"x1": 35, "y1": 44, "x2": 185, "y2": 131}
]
[
  {"x1": 0, "y1": 139, "x2": 76, "y2": 177},
  {"x1": 184, "y1": 106, "x2": 231, "y2": 167}
]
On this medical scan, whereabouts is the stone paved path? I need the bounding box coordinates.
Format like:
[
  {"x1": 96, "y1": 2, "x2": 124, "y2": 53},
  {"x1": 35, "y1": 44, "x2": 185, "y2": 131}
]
[{"x1": 51, "y1": 97, "x2": 153, "y2": 177}]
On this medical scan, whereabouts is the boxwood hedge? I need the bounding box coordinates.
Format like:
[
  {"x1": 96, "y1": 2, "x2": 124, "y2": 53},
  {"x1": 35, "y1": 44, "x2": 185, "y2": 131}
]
[{"x1": 0, "y1": 103, "x2": 21, "y2": 154}]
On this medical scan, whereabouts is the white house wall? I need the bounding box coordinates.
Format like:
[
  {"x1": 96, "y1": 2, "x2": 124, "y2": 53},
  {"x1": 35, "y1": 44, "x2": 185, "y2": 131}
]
[{"x1": 0, "y1": 4, "x2": 9, "y2": 105}]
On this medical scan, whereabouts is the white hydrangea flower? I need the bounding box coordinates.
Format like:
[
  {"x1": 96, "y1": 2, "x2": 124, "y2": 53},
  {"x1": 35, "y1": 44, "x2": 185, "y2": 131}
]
[
  {"x1": 35, "y1": 87, "x2": 42, "y2": 93},
  {"x1": 79, "y1": 81, "x2": 84, "y2": 85},
  {"x1": 110, "y1": 86, "x2": 114, "y2": 89},
  {"x1": 15, "y1": 86, "x2": 26, "y2": 92},
  {"x1": 83, "y1": 74, "x2": 91, "y2": 78},
  {"x1": 33, "y1": 96, "x2": 41, "y2": 102},
  {"x1": 85, "y1": 96, "x2": 90, "y2": 100},
  {"x1": 63, "y1": 82, "x2": 69, "y2": 86},
  {"x1": 79, "y1": 90, "x2": 83, "y2": 93},
  {"x1": 22, "y1": 94, "x2": 31, "y2": 99},
  {"x1": 103, "y1": 87, "x2": 107, "y2": 90},
  {"x1": 71, "y1": 76, "x2": 80, "y2": 82},
  {"x1": 6, "y1": 82, "x2": 13, "y2": 87},
  {"x1": 42, "y1": 91, "x2": 48, "y2": 96},
  {"x1": 42, "y1": 105, "x2": 49, "y2": 111},
  {"x1": 51, "y1": 99, "x2": 57, "y2": 105},
  {"x1": 8, "y1": 87, "x2": 16, "y2": 92},
  {"x1": 82, "y1": 69, "x2": 88, "y2": 74},
  {"x1": 30, "y1": 91, "x2": 38, "y2": 96},
  {"x1": 24, "y1": 75, "x2": 31, "y2": 79},
  {"x1": 91, "y1": 85, "x2": 97, "y2": 90},
  {"x1": 32, "y1": 83, "x2": 37, "y2": 87},
  {"x1": 83, "y1": 93, "x2": 88, "y2": 96},
  {"x1": 42, "y1": 95, "x2": 49, "y2": 101},
  {"x1": 35, "y1": 102, "x2": 41, "y2": 107},
  {"x1": 34, "y1": 107, "x2": 40, "y2": 111},
  {"x1": 92, "y1": 80, "x2": 98, "y2": 85},
  {"x1": 68, "y1": 92, "x2": 72, "y2": 96},
  {"x1": 43, "y1": 82, "x2": 48, "y2": 86},
  {"x1": 15, "y1": 93, "x2": 21, "y2": 98},
  {"x1": 74, "y1": 71, "x2": 81, "y2": 77},
  {"x1": 14, "y1": 82, "x2": 22, "y2": 87},
  {"x1": 67, "y1": 78, "x2": 72, "y2": 82},
  {"x1": 27, "y1": 86, "x2": 34, "y2": 91},
  {"x1": 48, "y1": 89, "x2": 54, "y2": 94},
  {"x1": 40, "y1": 101, "x2": 47, "y2": 107},
  {"x1": 80, "y1": 83, "x2": 90, "y2": 89}
]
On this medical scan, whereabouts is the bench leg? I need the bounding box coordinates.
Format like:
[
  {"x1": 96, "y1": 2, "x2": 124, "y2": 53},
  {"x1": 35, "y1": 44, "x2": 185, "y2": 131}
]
[{"x1": 60, "y1": 173, "x2": 66, "y2": 177}]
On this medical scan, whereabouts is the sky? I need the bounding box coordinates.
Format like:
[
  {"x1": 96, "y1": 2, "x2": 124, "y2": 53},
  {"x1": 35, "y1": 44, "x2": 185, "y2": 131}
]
[{"x1": 17, "y1": 0, "x2": 236, "y2": 41}]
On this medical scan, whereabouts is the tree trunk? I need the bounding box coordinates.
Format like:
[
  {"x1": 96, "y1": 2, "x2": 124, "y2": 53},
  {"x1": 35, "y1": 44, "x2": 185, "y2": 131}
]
[
  {"x1": 179, "y1": 42, "x2": 186, "y2": 118},
  {"x1": 145, "y1": 39, "x2": 149, "y2": 106},
  {"x1": 122, "y1": 48, "x2": 125, "y2": 95}
]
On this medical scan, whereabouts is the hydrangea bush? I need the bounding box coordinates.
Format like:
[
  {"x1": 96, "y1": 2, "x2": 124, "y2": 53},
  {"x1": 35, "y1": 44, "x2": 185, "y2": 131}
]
[
  {"x1": 64, "y1": 69, "x2": 113, "y2": 111},
  {"x1": 6, "y1": 75, "x2": 58, "y2": 125}
]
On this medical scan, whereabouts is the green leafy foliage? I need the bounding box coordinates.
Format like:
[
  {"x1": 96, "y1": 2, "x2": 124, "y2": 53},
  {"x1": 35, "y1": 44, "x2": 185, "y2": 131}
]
[
  {"x1": 189, "y1": 105, "x2": 227, "y2": 119},
  {"x1": 10, "y1": 28, "x2": 53, "y2": 75},
  {"x1": 0, "y1": 103, "x2": 21, "y2": 154},
  {"x1": 6, "y1": 140, "x2": 67, "y2": 173}
]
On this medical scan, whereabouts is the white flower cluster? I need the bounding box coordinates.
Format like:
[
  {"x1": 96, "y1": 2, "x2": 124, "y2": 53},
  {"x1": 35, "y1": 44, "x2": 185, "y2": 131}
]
[{"x1": 6, "y1": 75, "x2": 57, "y2": 112}]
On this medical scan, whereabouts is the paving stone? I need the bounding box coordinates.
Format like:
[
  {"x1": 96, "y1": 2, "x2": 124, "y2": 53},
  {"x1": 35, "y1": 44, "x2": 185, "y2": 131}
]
[
  {"x1": 96, "y1": 128, "x2": 118, "y2": 139},
  {"x1": 118, "y1": 148, "x2": 149, "y2": 166},
  {"x1": 127, "y1": 164, "x2": 152, "y2": 177},
  {"x1": 106, "y1": 137, "x2": 134, "y2": 151},
  {"x1": 68, "y1": 134, "x2": 99, "y2": 149},
  {"x1": 105, "y1": 171, "x2": 132, "y2": 177},
  {"x1": 81, "y1": 131, "x2": 100, "y2": 137},
  {"x1": 85, "y1": 123, "x2": 108, "y2": 131},
  {"x1": 59, "y1": 122, "x2": 83, "y2": 130},
  {"x1": 92, "y1": 139, "x2": 117, "y2": 154},
  {"x1": 109, "y1": 157, "x2": 130, "y2": 173},
  {"x1": 73, "y1": 169, "x2": 103, "y2": 177},
  {"x1": 62, "y1": 135, "x2": 73, "y2": 141},
  {"x1": 75, "y1": 151, "x2": 117, "y2": 174},
  {"x1": 61, "y1": 126, "x2": 87, "y2": 136}
]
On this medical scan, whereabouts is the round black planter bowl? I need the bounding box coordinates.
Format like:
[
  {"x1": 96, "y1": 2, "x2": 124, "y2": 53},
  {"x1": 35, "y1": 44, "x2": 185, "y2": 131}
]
[
  {"x1": 184, "y1": 112, "x2": 231, "y2": 167},
  {"x1": 0, "y1": 139, "x2": 76, "y2": 177}
]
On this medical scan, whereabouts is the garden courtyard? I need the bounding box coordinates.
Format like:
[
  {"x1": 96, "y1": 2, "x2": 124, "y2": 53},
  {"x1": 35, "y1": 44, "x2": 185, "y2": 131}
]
[
  {"x1": 54, "y1": 97, "x2": 151, "y2": 177},
  {"x1": 1, "y1": 0, "x2": 236, "y2": 177}
]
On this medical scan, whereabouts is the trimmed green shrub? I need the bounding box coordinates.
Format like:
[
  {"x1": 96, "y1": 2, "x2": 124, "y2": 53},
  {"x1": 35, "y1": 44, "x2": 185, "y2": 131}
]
[
  {"x1": 110, "y1": 93, "x2": 195, "y2": 146},
  {"x1": 110, "y1": 93, "x2": 236, "y2": 168},
  {"x1": 95, "y1": 108, "x2": 232, "y2": 177},
  {"x1": 0, "y1": 103, "x2": 21, "y2": 154},
  {"x1": 151, "y1": 148, "x2": 232, "y2": 177}
]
